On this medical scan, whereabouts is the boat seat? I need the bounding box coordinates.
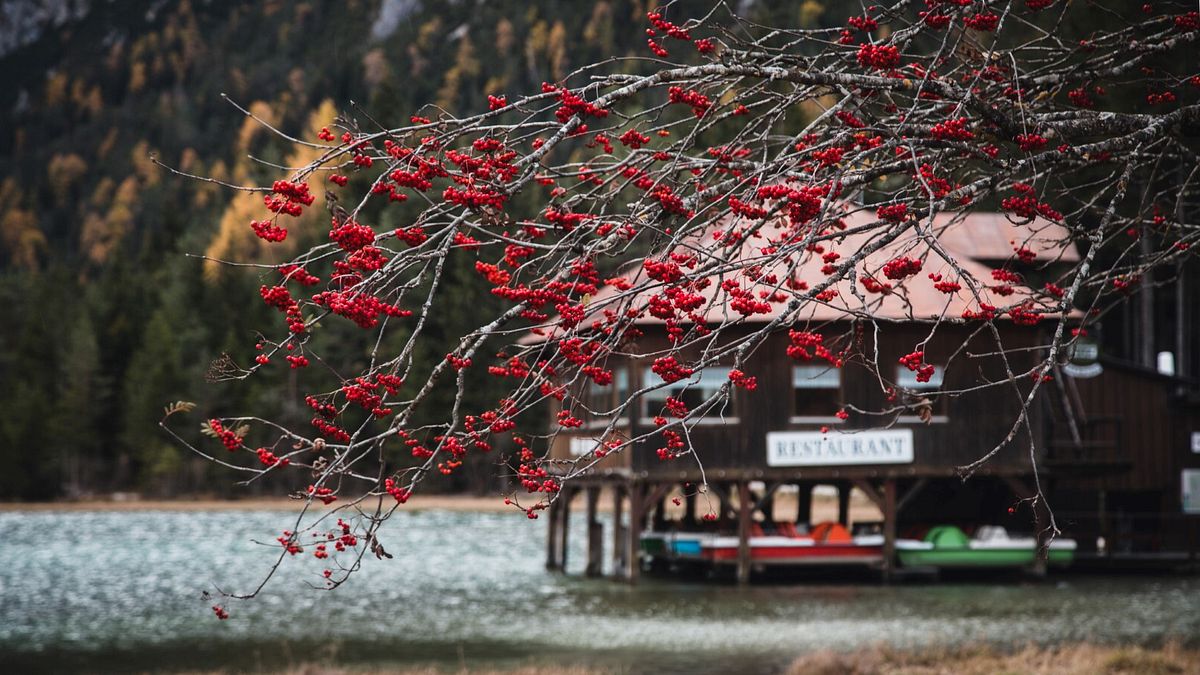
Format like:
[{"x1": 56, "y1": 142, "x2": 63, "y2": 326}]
[
  {"x1": 776, "y1": 521, "x2": 802, "y2": 538},
  {"x1": 810, "y1": 521, "x2": 853, "y2": 543}
]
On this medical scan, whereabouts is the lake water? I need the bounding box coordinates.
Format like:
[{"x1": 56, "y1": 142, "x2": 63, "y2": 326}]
[{"x1": 1, "y1": 509, "x2": 1198, "y2": 674}]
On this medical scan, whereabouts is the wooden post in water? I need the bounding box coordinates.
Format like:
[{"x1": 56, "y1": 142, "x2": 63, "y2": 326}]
[
  {"x1": 585, "y1": 486, "x2": 603, "y2": 577},
  {"x1": 882, "y1": 479, "x2": 897, "y2": 582},
  {"x1": 559, "y1": 486, "x2": 572, "y2": 573},
  {"x1": 612, "y1": 483, "x2": 626, "y2": 577},
  {"x1": 625, "y1": 483, "x2": 644, "y2": 583},
  {"x1": 546, "y1": 495, "x2": 561, "y2": 571},
  {"x1": 737, "y1": 481, "x2": 753, "y2": 585}
]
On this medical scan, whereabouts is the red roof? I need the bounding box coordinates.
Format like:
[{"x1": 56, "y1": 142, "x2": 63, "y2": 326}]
[{"x1": 520, "y1": 206, "x2": 1079, "y2": 343}]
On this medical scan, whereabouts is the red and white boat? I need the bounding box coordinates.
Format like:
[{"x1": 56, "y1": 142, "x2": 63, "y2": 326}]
[{"x1": 641, "y1": 521, "x2": 884, "y2": 567}]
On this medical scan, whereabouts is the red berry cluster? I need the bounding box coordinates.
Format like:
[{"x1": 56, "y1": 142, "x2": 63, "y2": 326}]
[
  {"x1": 656, "y1": 429, "x2": 686, "y2": 461},
  {"x1": 250, "y1": 219, "x2": 287, "y2": 242},
  {"x1": 898, "y1": 351, "x2": 936, "y2": 383},
  {"x1": 619, "y1": 128, "x2": 651, "y2": 149},
  {"x1": 847, "y1": 15, "x2": 878, "y2": 32},
  {"x1": 544, "y1": 82, "x2": 609, "y2": 126},
  {"x1": 1001, "y1": 184, "x2": 1062, "y2": 221},
  {"x1": 329, "y1": 219, "x2": 376, "y2": 252},
  {"x1": 1067, "y1": 87, "x2": 1094, "y2": 108},
  {"x1": 264, "y1": 180, "x2": 314, "y2": 217},
  {"x1": 1015, "y1": 133, "x2": 1048, "y2": 152},
  {"x1": 667, "y1": 86, "x2": 711, "y2": 117},
  {"x1": 277, "y1": 530, "x2": 303, "y2": 555},
  {"x1": 556, "y1": 410, "x2": 583, "y2": 428},
  {"x1": 929, "y1": 117, "x2": 974, "y2": 141},
  {"x1": 728, "y1": 369, "x2": 758, "y2": 391},
  {"x1": 964, "y1": 12, "x2": 999, "y2": 31},
  {"x1": 862, "y1": 276, "x2": 893, "y2": 294},
  {"x1": 856, "y1": 43, "x2": 900, "y2": 70},
  {"x1": 786, "y1": 330, "x2": 842, "y2": 365},
  {"x1": 813, "y1": 147, "x2": 844, "y2": 167},
  {"x1": 921, "y1": 11, "x2": 951, "y2": 28},
  {"x1": 207, "y1": 419, "x2": 242, "y2": 451},
  {"x1": 928, "y1": 273, "x2": 961, "y2": 293},
  {"x1": 877, "y1": 203, "x2": 909, "y2": 223},
  {"x1": 443, "y1": 185, "x2": 506, "y2": 211},
  {"x1": 1009, "y1": 303, "x2": 1042, "y2": 326},
  {"x1": 883, "y1": 256, "x2": 923, "y2": 280},
  {"x1": 279, "y1": 264, "x2": 320, "y2": 286},
  {"x1": 393, "y1": 226, "x2": 428, "y2": 247},
  {"x1": 312, "y1": 290, "x2": 408, "y2": 329},
  {"x1": 651, "y1": 356, "x2": 694, "y2": 383},
  {"x1": 647, "y1": 11, "x2": 691, "y2": 40},
  {"x1": 1146, "y1": 91, "x2": 1177, "y2": 105},
  {"x1": 384, "y1": 478, "x2": 411, "y2": 504},
  {"x1": 1174, "y1": 11, "x2": 1199, "y2": 31},
  {"x1": 308, "y1": 484, "x2": 337, "y2": 505}
]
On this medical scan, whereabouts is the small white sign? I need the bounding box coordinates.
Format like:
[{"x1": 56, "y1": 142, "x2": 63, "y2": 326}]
[
  {"x1": 1192, "y1": 432, "x2": 1200, "y2": 454},
  {"x1": 766, "y1": 429, "x2": 914, "y2": 467}
]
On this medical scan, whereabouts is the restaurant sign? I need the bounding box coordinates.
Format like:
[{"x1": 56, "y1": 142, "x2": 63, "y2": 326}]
[{"x1": 766, "y1": 429, "x2": 914, "y2": 467}]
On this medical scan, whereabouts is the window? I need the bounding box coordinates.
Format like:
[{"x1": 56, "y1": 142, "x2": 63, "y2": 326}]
[
  {"x1": 895, "y1": 365, "x2": 948, "y2": 420},
  {"x1": 792, "y1": 365, "x2": 841, "y2": 420},
  {"x1": 641, "y1": 367, "x2": 733, "y2": 420},
  {"x1": 582, "y1": 365, "x2": 629, "y2": 426}
]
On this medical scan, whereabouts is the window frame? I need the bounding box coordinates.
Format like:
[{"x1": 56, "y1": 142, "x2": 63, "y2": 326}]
[
  {"x1": 893, "y1": 364, "x2": 950, "y2": 424},
  {"x1": 789, "y1": 363, "x2": 845, "y2": 424},
  {"x1": 638, "y1": 366, "x2": 739, "y2": 426},
  {"x1": 580, "y1": 364, "x2": 630, "y2": 430}
]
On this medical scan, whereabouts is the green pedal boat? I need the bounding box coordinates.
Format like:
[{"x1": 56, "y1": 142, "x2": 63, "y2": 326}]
[{"x1": 897, "y1": 525, "x2": 1076, "y2": 569}]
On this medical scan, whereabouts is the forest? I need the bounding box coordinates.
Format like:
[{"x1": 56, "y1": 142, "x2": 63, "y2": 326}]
[{"x1": 1, "y1": 0, "x2": 761, "y2": 499}]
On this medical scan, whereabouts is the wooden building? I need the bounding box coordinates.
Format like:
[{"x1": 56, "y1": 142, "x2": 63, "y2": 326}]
[{"x1": 532, "y1": 208, "x2": 1200, "y2": 582}]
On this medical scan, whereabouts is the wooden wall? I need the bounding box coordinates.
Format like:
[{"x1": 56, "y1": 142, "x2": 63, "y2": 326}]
[
  {"x1": 551, "y1": 321, "x2": 1051, "y2": 479},
  {"x1": 1056, "y1": 361, "x2": 1200, "y2": 504}
]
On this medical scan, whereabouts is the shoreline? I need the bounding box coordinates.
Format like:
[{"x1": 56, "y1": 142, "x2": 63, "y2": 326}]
[
  {"x1": 0, "y1": 490, "x2": 878, "y2": 519},
  {"x1": 0, "y1": 494, "x2": 516, "y2": 513},
  {"x1": 159, "y1": 642, "x2": 1200, "y2": 675}
]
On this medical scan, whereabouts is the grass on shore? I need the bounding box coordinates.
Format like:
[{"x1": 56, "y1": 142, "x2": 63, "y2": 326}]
[
  {"x1": 782, "y1": 641, "x2": 1200, "y2": 675},
  {"x1": 177, "y1": 642, "x2": 1200, "y2": 675}
]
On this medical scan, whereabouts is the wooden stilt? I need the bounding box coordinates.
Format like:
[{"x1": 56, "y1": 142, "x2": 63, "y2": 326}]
[
  {"x1": 546, "y1": 495, "x2": 561, "y2": 571},
  {"x1": 759, "y1": 483, "x2": 777, "y2": 523},
  {"x1": 796, "y1": 483, "x2": 812, "y2": 525},
  {"x1": 737, "y1": 481, "x2": 753, "y2": 585},
  {"x1": 684, "y1": 487, "x2": 697, "y2": 526},
  {"x1": 837, "y1": 482, "x2": 851, "y2": 525},
  {"x1": 882, "y1": 478, "x2": 897, "y2": 582},
  {"x1": 612, "y1": 484, "x2": 626, "y2": 575},
  {"x1": 625, "y1": 484, "x2": 644, "y2": 583},
  {"x1": 586, "y1": 486, "x2": 602, "y2": 577},
  {"x1": 559, "y1": 486, "x2": 572, "y2": 573}
]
